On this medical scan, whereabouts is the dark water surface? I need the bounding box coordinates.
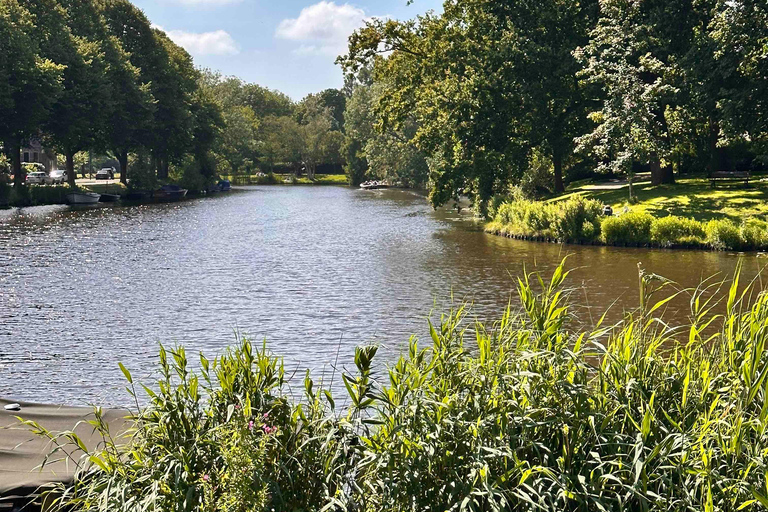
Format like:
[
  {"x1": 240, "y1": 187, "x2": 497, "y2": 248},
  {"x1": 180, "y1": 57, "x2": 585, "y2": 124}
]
[{"x1": 0, "y1": 186, "x2": 765, "y2": 406}]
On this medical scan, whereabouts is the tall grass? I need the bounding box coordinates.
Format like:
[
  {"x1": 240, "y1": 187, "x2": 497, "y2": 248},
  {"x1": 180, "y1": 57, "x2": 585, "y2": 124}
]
[{"x1": 29, "y1": 260, "x2": 768, "y2": 511}]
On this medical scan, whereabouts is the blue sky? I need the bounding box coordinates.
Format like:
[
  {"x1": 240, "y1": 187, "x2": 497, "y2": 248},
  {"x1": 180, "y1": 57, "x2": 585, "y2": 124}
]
[{"x1": 131, "y1": 0, "x2": 443, "y2": 100}]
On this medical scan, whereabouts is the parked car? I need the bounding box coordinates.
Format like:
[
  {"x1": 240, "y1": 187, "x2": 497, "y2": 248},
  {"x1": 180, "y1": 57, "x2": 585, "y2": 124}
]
[
  {"x1": 47, "y1": 170, "x2": 66, "y2": 185},
  {"x1": 95, "y1": 168, "x2": 114, "y2": 180},
  {"x1": 26, "y1": 171, "x2": 47, "y2": 185}
]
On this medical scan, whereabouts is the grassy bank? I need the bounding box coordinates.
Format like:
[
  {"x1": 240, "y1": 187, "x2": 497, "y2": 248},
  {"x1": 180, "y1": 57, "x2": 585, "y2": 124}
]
[
  {"x1": 31, "y1": 260, "x2": 768, "y2": 511},
  {"x1": 225, "y1": 173, "x2": 348, "y2": 186},
  {"x1": 559, "y1": 175, "x2": 768, "y2": 222},
  {"x1": 0, "y1": 184, "x2": 70, "y2": 207},
  {"x1": 487, "y1": 193, "x2": 768, "y2": 251}
]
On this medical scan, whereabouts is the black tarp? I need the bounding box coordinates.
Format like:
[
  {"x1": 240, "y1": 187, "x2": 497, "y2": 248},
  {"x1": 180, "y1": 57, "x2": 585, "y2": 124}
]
[{"x1": 0, "y1": 399, "x2": 130, "y2": 503}]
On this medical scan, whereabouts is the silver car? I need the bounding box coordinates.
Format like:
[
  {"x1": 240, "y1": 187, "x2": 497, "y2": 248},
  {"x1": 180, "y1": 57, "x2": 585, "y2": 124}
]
[
  {"x1": 26, "y1": 171, "x2": 47, "y2": 185},
  {"x1": 48, "y1": 170, "x2": 66, "y2": 184}
]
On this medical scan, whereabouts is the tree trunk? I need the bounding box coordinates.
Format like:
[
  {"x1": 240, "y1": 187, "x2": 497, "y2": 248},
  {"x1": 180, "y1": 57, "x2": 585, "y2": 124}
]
[
  {"x1": 118, "y1": 151, "x2": 128, "y2": 186},
  {"x1": 66, "y1": 151, "x2": 76, "y2": 188},
  {"x1": 159, "y1": 159, "x2": 169, "y2": 180},
  {"x1": 708, "y1": 117, "x2": 719, "y2": 174},
  {"x1": 552, "y1": 146, "x2": 565, "y2": 193},
  {"x1": 8, "y1": 140, "x2": 23, "y2": 187},
  {"x1": 650, "y1": 152, "x2": 674, "y2": 185}
]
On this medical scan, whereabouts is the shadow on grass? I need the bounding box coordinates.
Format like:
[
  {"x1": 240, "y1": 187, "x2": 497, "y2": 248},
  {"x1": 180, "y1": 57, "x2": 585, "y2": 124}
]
[{"x1": 563, "y1": 177, "x2": 768, "y2": 222}]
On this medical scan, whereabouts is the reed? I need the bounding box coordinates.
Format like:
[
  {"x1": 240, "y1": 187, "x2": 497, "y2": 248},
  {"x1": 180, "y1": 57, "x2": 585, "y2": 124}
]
[{"x1": 29, "y1": 259, "x2": 768, "y2": 511}]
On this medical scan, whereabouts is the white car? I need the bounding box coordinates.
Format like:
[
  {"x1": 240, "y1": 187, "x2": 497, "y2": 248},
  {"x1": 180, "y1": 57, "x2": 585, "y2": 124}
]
[
  {"x1": 26, "y1": 171, "x2": 47, "y2": 185},
  {"x1": 48, "y1": 170, "x2": 66, "y2": 184}
]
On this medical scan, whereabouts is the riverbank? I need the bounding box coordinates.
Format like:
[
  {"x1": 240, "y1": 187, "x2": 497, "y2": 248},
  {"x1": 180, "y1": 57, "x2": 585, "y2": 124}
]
[
  {"x1": 224, "y1": 173, "x2": 348, "y2": 186},
  {"x1": 486, "y1": 194, "x2": 768, "y2": 252}
]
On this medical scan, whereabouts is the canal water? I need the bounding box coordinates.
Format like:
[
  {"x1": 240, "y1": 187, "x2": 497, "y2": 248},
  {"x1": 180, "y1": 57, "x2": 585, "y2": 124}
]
[{"x1": 0, "y1": 186, "x2": 765, "y2": 406}]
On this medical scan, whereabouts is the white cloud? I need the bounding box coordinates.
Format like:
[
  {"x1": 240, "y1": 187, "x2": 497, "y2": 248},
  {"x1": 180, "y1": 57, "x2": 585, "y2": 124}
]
[
  {"x1": 276, "y1": 2, "x2": 368, "y2": 57},
  {"x1": 158, "y1": 26, "x2": 240, "y2": 56}
]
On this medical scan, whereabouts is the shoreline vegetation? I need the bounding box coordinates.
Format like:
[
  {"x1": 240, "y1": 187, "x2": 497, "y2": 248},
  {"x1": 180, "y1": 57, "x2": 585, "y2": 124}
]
[
  {"x1": 31, "y1": 260, "x2": 768, "y2": 511},
  {"x1": 485, "y1": 179, "x2": 768, "y2": 252},
  {"x1": 0, "y1": 174, "x2": 349, "y2": 208}
]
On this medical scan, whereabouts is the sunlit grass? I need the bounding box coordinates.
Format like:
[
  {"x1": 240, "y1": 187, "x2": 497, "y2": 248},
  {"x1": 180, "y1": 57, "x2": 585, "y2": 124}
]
[{"x1": 558, "y1": 175, "x2": 768, "y2": 221}]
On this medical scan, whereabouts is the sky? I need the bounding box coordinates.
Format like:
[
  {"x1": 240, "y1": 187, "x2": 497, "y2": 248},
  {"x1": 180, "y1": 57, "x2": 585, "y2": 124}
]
[{"x1": 131, "y1": 0, "x2": 443, "y2": 100}]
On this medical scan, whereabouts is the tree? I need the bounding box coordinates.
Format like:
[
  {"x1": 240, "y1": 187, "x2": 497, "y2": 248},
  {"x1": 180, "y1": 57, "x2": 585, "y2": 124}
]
[
  {"x1": 33, "y1": 0, "x2": 114, "y2": 186},
  {"x1": 577, "y1": 0, "x2": 722, "y2": 186},
  {"x1": 341, "y1": 0, "x2": 598, "y2": 210},
  {"x1": 101, "y1": 0, "x2": 158, "y2": 184},
  {"x1": 712, "y1": 0, "x2": 768, "y2": 144},
  {"x1": 343, "y1": 82, "x2": 428, "y2": 187},
  {"x1": 296, "y1": 89, "x2": 347, "y2": 132},
  {"x1": 0, "y1": 0, "x2": 63, "y2": 185},
  {"x1": 150, "y1": 32, "x2": 198, "y2": 180}
]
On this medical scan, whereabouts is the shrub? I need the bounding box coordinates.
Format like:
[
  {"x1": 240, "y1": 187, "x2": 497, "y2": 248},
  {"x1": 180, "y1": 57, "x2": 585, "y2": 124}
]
[
  {"x1": 492, "y1": 195, "x2": 602, "y2": 241},
  {"x1": 601, "y1": 211, "x2": 654, "y2": 245},
  {"x1": 550, "y1": 195, "x2": 603, "y2": 242},
  {"x1": 650, "y1": 215, "x2": 706, "y2": 247},
  {"x1": 705, "y1": 218, "x2": 743, "y2": 250},
  {"x1": 740, "y1": 219, "x2": 768, "y2": 250}
]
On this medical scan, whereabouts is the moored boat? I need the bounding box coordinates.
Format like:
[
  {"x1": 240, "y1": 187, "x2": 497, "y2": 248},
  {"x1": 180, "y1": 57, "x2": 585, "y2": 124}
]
[
  {"x1": 98, "y1": 193, "x2": 120, "y2": 203},
  {"x1": 154, "y1": 184, "x2": 188, "y2": 201},
  {"x1": 124, "y1": 190, "x2": 151, "y2": 201},
  {"x1": 217, "y1": 179, "x2": 231, "y2": 192},
  {"x1": 66, "y1": 192, "x2": 100, "y2": 205}
]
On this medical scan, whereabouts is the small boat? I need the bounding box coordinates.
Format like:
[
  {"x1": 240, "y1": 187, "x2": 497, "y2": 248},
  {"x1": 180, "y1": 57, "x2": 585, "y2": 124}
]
[
  {"x1": 154, "y1": 184, "x2": 188, "y2": 201},
  {"x1": 124, "y1": 190, "x2": 151, "y2": 201},
  {"x1": 66, "y1": 192, "x2": 100, "y2": 205},
  {"x1": 217, "y1": 179, "x2": 231, "y2": 192},
  {"x1": 98, "y1": 193, "x2": 120, "y2": 203},
  {"x1": 360, "y1": 180, "x2": 384, "y2": 190}
]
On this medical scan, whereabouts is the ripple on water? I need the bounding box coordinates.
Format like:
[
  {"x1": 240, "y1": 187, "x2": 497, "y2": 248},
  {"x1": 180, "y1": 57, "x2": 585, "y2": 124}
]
[{"x1": 0, "y1": 187, "x2": 764, "y2": 406}]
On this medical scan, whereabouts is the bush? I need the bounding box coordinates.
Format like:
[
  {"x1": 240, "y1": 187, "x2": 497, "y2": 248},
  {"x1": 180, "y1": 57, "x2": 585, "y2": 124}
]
[
  {"x1": 491, "y1": 195, "x2": 602, "y2": 241},
  {"x1": 650, "y1": 215, "x2": 706, "y2": 247},
  {"x1": 41, "y1": 261, "x2": 768, "y2": 511},
  {"x1": 551, "y1": 195, "x2": 603, "y2": 242},
  {"x1": 253, "y1": 172, "x2": 280, "y2": 185},
  {"x1": 740, "y1": 219, "x2": 768, "y2": 250},
  {"x1": 705, "y1": 218, "x2": 743, "y2": 250},
  {"x1": 601, "y1": 212, "x2": 654, "y2": 245}
]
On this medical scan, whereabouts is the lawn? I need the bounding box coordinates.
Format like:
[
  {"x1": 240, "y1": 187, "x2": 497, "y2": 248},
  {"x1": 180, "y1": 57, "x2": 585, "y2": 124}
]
[
  {"x1": 553, "y1": 175, "x2": 768, "y2": 221},
  {"x1": 282, "y1": 174, "x2": 348, "y2": 185},
  {"x1": 84, "y1": 182, "x2": 127, "y2": 195}
]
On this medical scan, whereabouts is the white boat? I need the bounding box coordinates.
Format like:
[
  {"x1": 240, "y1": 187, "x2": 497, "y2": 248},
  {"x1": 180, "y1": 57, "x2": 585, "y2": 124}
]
[{"x1": 66, "y1": 192, "x2": 101, "y2": 205}]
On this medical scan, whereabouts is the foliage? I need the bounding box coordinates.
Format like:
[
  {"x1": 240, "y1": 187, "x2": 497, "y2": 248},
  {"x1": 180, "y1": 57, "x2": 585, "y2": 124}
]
[
  {"x1": 705, "y1": 218, "x2": 743, "y2": 251},
  {"x1": 601, "y1": 212, "x2": 654, "y2": 245},
  {"x1": 343, "y1": 80, "x2": 428, "y2": 188},
  {"x1": 37, "y1": 259, "x2": 768, "y2": 512},
  {"x1": 488, "y1": 195, "x2": 603, "y2": 241},
  {"x1": 0, "y1": 0, "x2": 64, "y2": 183},
  {"x1": 650, "y1": 215, "x2": 706, "y2": 247}
]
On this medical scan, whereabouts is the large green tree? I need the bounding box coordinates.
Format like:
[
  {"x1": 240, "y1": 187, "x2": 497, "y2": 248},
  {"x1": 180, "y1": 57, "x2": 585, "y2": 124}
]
[
  {"x1": 32, "y1": 0, "x2": 116, "y2": 186},
  {"x1": 577, "y1": 0, "x2": 723, "y2": 185},
  {"x1": 342, "y1": 0, "x2": 598, "y2": 209},
  {"x1": 101, "y1": 0, "x2": 157, "y2": 184},
  {"x1": 0, "y1": 0, "x2": 62, "y2": 185}
]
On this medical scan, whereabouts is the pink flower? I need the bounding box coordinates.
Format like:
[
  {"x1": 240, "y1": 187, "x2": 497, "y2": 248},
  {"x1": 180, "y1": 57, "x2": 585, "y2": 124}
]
[
  {"x1": 235, "y1": 404, "x2": 241, "y2": 410},
  {"x1": 248, "y1": 420, "x2": 254, "y2": 431},
  {"x1": 262, "y1": 412, "x2": 269, "y2": 420},
  {"x1": 202, "y1": 474, "x2": 210, "y2": 482}
]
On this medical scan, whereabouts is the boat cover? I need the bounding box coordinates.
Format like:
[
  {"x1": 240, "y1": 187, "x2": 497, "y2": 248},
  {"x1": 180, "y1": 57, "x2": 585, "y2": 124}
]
[{"x1": 0, "y1": 399, "x2": 130, "y2": 498}]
